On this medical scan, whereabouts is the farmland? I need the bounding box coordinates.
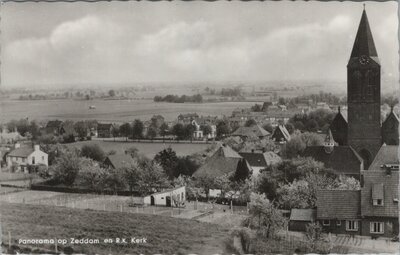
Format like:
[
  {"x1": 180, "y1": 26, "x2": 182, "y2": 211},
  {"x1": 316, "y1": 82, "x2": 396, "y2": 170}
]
[
  {"x1": 65, "y1": 140, "x2": 213, "y2": 158},
  {"x1": 0, "y1": 202, "x2": 230, "y2": 254},
  {"x1": 0, "y1": 98, "x2": 258, "y2": 123}
]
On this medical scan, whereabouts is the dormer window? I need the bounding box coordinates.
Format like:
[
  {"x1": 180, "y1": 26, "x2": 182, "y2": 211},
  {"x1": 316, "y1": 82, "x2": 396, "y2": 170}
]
[
  {"x1": 372, "y1": 183, "x2": 384, "y2": 207},
  {"x1": 373, "y1": 199, "x2": 384, "y2": 206}
]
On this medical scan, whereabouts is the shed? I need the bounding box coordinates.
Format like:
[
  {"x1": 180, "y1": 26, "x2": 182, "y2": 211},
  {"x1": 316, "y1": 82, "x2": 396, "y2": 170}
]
[
  {"x1": 143, "y1": 186, "x2": 186, "y2": 207},
  {"x1": 288, "y1": 209, "x2": 316, "y2": 232}
]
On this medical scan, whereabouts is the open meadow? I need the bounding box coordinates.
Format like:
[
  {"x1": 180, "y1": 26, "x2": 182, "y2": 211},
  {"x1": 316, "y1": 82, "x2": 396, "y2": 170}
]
[
  {"x1": 65, "y1": 140, "x2": 213, "y2": 158},
  {"x1": 0, "y1": 99, "x2": 258, "y2": 123},
  {"x1": 0, "y1": 202, "x2": 230, "y2": 254}
]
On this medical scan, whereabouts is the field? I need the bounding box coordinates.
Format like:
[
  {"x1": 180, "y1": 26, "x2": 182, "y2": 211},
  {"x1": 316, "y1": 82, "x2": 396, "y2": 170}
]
[
  {"x1": 0, "y1": 98, "x2": 258, "y2": 123},
  {"x1": 65, "y1": 140, "x2": 212, "y2": 158},
  {"x1": 0, "y1": 202, "x2": 230, "y2": 254}
]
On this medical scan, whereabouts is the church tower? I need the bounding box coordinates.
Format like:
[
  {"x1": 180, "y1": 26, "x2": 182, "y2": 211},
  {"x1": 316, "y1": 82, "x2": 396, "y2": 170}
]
[{"x1": 347, "y1": 8, "x2": 381, "y2": 169}]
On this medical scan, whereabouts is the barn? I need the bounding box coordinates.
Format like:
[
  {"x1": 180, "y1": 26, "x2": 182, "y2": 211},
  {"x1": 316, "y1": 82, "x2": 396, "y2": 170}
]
[{"x1": 143, "y1": 186, "x2": 186, "y2": 207}]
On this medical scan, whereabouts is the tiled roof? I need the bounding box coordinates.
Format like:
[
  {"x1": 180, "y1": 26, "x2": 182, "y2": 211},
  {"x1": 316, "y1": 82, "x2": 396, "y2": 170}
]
[
  {"x1": 7, "y1": 146, "x2": 34, "y2": 158},
  {"x1": 316, "y1": 190, "x2": 361, "y2": 219},
  {"x1": 361, "y1": 170, "x2": 399, "y2": 218},
  {"x1": 290, "y1": 209, "x2": 316, "y2": 221},
  {"x1": 232, "y1": 125, "x2": 270, "y2": 138},
  {"x1": 104, "y1": 154, "x2": 134, "y2": 169},
  {"x1": 193, "y1": 145, "x2": 250, "y2": 179},
  {"x1": 239, "y1": 151, "x2": 281, "y2": 167},
  {"x1": 369, "y1": 145, "x2": 399, "y2": 170},
  {"x1": 382, "y1": 110, "x2": 400, "y2": 125},
  {"x1": 302, "y1": 146, "x2": 363, "y2": 175},
  {"x1": 272, "y1": 125, "x2": 291, "y2": 141}
]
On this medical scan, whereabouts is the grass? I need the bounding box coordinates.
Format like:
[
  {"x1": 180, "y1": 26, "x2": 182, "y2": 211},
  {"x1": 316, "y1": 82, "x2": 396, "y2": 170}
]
[
  {"x1": 0, "y1": 202, "x2": 230, "y2": 254},
  {"x1": 66, "y1": 140, "x2": 211, "y2": 158},
  {"x1": 0, "y1": 98, "x2": 258, "y2": 123}
]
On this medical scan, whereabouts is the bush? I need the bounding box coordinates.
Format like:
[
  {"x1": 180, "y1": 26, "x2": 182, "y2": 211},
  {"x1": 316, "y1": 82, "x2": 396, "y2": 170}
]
[{"x1": 81, "y1": 144, "x2": 105, "y2": 162}]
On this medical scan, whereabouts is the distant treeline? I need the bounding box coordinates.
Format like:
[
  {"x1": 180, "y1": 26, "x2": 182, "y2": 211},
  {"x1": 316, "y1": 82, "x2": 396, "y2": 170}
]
[{"x1": 153, "y1": 94, "x2": 203, "y2": 103}]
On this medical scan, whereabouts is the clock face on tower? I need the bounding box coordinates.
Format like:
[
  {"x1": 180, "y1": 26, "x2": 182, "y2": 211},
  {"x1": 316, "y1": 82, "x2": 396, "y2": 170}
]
[{"x1": 358, "y1": 55, "x2": 370, "y2": 65}]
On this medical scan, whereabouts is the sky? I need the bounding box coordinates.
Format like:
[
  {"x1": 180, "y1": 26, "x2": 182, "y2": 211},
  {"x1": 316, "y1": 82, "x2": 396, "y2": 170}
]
[{"x1": 1, "y1": 1, "x2": 398, "y2": 89}]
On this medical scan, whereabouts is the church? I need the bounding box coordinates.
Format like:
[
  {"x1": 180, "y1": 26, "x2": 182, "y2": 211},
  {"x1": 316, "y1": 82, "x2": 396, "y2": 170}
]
[{"x1": 328, "y1": 8, "x2": 399, "y2": 170}]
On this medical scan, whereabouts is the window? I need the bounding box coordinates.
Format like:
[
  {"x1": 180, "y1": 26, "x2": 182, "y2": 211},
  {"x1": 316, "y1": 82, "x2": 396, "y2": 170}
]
[
  {"x1": 32, "y1": 156, "x2": 35, "y2": 165},
  {"x1": 373, "y1": 199, "x2": 384, "y2": 206},
  {"x1": 322, "y1": 220, "x2": 330, "y2": 226},
  {"x1": 370, "y1": 222, "x2": 384, "y2": 234},
  {"x1": 22, "y1": 158, "x2": 25, "y2": 163},
  {"x1": 346, "y1": 220, "x2": 358, "y2": 231},
  {"x1": 336, "y1": 220, "x2": 341, "y2": 226}
]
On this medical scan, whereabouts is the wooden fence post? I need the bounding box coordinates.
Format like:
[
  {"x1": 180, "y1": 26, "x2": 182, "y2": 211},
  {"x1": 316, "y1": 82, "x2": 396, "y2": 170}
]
[
  {"x1": 55, "y1": 238, "x2": 58, "y2": 253},
  {"x1": 8, "y1": 231, "x2": 11, "y2": 250}
]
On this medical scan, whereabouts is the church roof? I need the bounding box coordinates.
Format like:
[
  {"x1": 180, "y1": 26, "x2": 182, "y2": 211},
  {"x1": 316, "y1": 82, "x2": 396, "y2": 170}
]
[
  {"x1": 382, "y1": 109, "x2": 400, "y2": 125},
  {"x1": 350, "y1": 9, "x2": 378, "y2": 58},
  {"x1": 368, "y1": 145, "x2": 399, "y2": 170},
  {"x1": 302, "y1": 146, "x2": 363, "y2": 175}
]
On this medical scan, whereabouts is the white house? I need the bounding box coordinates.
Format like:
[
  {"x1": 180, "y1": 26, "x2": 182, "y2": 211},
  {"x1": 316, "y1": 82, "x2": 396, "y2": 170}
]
[
  {"x1": 6, "y1": 144, "x2": 48, "y2": 173},
  {"x1": 143, "y1": 186, "x2": 186, "y2": 207}
]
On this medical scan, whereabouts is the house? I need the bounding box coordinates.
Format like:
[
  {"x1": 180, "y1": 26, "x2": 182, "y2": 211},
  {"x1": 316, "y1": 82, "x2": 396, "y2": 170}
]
[
  {"x1": 231, "y1": 125, "x2": 270, "y2": 139},
  {"x1": 97, "y1": 123, "x2": 114, "y2": 138},
  {"x1": 191, "y1": 118, "x2": 217, "y2": 140},
  {"x1": 6, "y1": 144, "x2": 48, "y2": 173},
  {"x1": 271, "y1": 125, "x2": 291, "y2": 143},
  {"x1": 177, "y1": 113, "x2": 199, "y2": 125},
  {"x1": 143, "y1": 186, "x2": 186, "y2": 207},
  {"x1": 360, "y1": 170, "x2": 399, "y2": 238},
  {"x1": 239, "y1": 150, "x2": 281, "y2": 177},
  {"x1": 59, "y1": 122, "x2": 78, "y2": 140},
  {"x1": 316, "y1": 190, "x2": 361, "y2": 235},
  {"x1": 45, "y1": 120, "x2": 63, "y2": 135},
  {"x1": 315, "y1": 145, "x2": 399, "y2": 238},
  {"x1": 192, "y1": 144, "x2": 251, "y2": 179},
  {"x1": 0, "y1": 129, "x2": 24, "y2": 144},
  {"x1": 302, "y1": 130, "x2": 363, "y2": 179},
  {"x1": 104, "y1": 154, "x2": 135, "y2": 169},
  {"x1": 289, "y1": 209, "x2": 316, "y2": 232}
]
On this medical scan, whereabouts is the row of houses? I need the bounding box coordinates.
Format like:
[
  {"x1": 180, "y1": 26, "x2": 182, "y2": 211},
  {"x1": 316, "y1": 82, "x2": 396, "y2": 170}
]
[{"x1": 289, "y1": 147, "x2": 398, "y2": 238}]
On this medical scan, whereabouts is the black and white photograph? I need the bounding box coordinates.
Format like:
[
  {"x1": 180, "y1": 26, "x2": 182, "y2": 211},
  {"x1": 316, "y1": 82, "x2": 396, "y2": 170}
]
[{"x1": 0, "y1": 1, "x2": 398, "y2": 254}]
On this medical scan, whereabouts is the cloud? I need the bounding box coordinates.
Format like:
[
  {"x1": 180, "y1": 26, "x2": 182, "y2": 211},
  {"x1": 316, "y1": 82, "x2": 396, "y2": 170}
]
[{"x1": 2, "y1": 12, "x2": 398, "y2": 87}]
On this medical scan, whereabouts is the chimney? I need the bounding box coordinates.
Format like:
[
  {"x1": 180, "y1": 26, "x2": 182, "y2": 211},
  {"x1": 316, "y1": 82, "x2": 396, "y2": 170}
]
[
  {"x1": 34, "y1": 144, "x2": 40, "y2": 151},
  {"x1": 14, "y1": 143, "x2": 20, "y2": 149}
]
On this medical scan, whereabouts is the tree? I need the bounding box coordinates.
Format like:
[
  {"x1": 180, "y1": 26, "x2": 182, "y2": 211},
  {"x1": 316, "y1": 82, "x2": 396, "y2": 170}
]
[
  {"x1": 245, "y1": 119, "x2": 257, "y2": 127},
  {"x1": 132, "y1": 119, "x2": 144, "y2": 139},
  {"x1": 284, "y1": 135, "x2": 306, "y2": 158},
  {"x1": 119, "y1": 123, "x2": 132, "y2": 141},
  {"x1": 216, "y1": 120, "x2": 231, "y2": 138},
  {"x1": 147, "y1": 126, "x2": 157, "y2": 140},
  {"x1": 50, "y1": 149, "x2": 82, "y2": 186},
  {"x1": 277, "y1": 179, "x2": 314, "y2": 209},
  {"x1": 122, "y1": 161, "x2": 142, "y2": 193},
  {"x1": 154, "y1": 147, "x2": 179, "y2": 179},
  {"x1": 200, "y1": 124, "x2": 212, "y2": 137},
  {"x1": 285, "y1": 123, "x2": 295, "y2": 134},
  {"x1": 103, "y1": 167, "x2": 125, "y2": 194},
  {"x1": 81, "y1": 144, "x2": 105, "y2": 162},
  {"x1": 172, "y1": 123, "x2": 185, "y2": 140},
  {"x1": 184, "y1": 124, "x2": 196, "y2": 141},
  {"x1": 108, "y1": 89, "x2": 116, "y2": 97},
  {"x1": 137, "y1": 161, "x2": 169, "y2": 195},
  {"x1": 74, "y1": 121, "x2": 88, "y2": 141},
  {"x1": 246, "y1": 193, "x2": 286, "y2": 238},
  {"x1": 77, "y1": 160, "x2": 108, "y2": 192}
]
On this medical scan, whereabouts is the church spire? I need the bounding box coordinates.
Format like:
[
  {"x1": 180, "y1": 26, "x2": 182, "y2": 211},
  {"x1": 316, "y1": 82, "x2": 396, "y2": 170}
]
[{"x1": 350, "y1": 9, "x2": 378, "y2": 58}]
